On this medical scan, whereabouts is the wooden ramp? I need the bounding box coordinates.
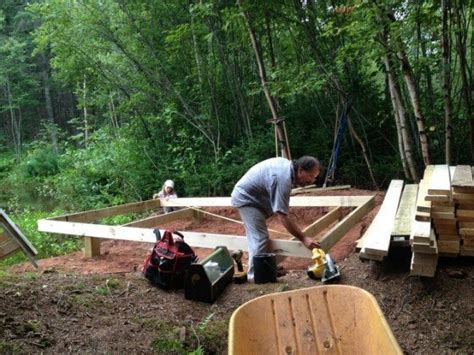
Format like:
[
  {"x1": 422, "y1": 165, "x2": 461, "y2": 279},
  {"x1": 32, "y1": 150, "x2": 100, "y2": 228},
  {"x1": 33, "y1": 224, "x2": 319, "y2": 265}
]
[{"x1": 0, "y1": 209, "x2": 38, "y2": 267}]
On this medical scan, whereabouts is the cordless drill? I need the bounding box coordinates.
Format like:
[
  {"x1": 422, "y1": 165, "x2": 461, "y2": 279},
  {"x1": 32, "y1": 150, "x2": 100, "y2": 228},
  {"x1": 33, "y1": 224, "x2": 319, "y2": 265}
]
[{"x1": 231, "y1": 250, "x2": 248, "y2": 284}]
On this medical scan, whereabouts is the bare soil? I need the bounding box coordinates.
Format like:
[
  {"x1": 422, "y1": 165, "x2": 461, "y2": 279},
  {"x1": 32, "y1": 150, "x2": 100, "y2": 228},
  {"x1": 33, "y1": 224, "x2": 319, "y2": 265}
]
[{"x1": 2, "y1": 189, "x2": 473, "y2": 354}]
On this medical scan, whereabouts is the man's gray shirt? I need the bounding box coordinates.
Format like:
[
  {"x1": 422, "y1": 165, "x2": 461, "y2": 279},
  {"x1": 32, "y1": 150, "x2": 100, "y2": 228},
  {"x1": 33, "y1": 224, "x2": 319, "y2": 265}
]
[{"x1": 231, "y1": 157, "x2": 294, "y2": 218}]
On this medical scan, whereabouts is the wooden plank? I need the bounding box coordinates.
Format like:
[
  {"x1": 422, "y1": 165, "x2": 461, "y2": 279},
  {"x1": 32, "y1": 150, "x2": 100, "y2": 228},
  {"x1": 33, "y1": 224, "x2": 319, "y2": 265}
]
[
  {"x1": 431, "y1": 206, "x2": 455, "y2": 213},
  {"x1": 302, "y1": 207, "x2": 342, "y2": 238},
  {"x1": 0, "y1": 211, "x2": 38, "y2": 267},
  {"x1": 460, "y1": 247, "x2": 474, "y2": 256},
  {"x1": 415, "y1": 211, "x2": 431, "y2": 222},
  {"x1": 457, "y1": 210, "x2": 474, "y2": 218},
  {"x1": 53, "y1": 199, "x2": 162, "y2": 223},
  {"x1": 431, "y1": 212, "x2": 455, "y2": 219},
  {"x1": 359, "y1": 249, "x2": 384, "y2": 261},
  {"x1": 122, "y1": 208, "x2": 194, "y2": 228},
  {"x1": 37, "y1": 219, "x2": 313, "y2": 258},
  {"x1": 410, "y1": 220, "x2": 431, "y2": 244},
  {"x1": 160, "y1": 195, "x2": 374, "y2": 208},
  {"x1": 459, "y1": 222, "x2": 474, "y2": 228},
  {"x1": 438, "y1": 234, "x2": 460, "y2": 241},
  {"x1": 437, "y1": 240, "x2": 460, "y2": 254},
  {"x1": 320, "y1": 196, "x2": 376, "y2": 251},
  {"x1": 451, "y1": 165, "x2": 473, "y2": 187},
  {"x1": 362, "y1": 180, "x2": 404, "y2": 256},
  {"x1": 460, "y1": 228, "x2": 474, "y2": 237},
  {"x1": 427, "y1": 165, "x2": 451, "y2": 196},
  {"x1": 84, "y1": 237, "x2": 101, "y2": 258},
  {"x1": 0, "y1": 238, "x2": 20, "y2": 258},
  {"x1": 425, "y1": 195, "x2": 451, "y2": 202},
  {"x1": 291, "y1": 185, "x2": 351, "y2": 195},
  {"x1": 391, "y1": 184, "x2": 418, "y2": 237},
  {"x1": 416, "y1": 166, "x2": 435, "y2": 213},
  {"x1": 410, "y1": 252, "x2": 437, "y2": 277},
  {"x1": 434, "y1": 225, "x2": 458, "y2": 234},
  {"x1": 453, "y1": 193, "x2": 474, "y2": 201}
]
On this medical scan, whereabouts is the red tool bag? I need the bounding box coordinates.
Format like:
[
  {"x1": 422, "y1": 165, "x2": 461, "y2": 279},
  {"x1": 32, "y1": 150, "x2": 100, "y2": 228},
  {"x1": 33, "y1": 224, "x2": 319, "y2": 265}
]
[{"x1": 143, "y1": 229, "x2": 197, "y2": 290}]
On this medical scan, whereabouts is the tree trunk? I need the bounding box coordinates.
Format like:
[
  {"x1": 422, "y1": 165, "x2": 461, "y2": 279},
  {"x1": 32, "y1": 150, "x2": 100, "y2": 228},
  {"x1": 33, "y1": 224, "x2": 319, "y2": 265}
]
[
  {"x1": 5, "y1": 78, "x2": 21, "y2": 160},
  {"x1": 396, "y1": 47, "x2": 431, "y2": 166},
  {"x1": 453, "y1": 1, "x2": 474, "y2": 163},
  {"x1": 442, "y1": 0, "x2": 454, "y2": 164},
  {"x1": 384, "y1": 51, "x2": 419, "y2": 181},
  {"x1": 40, "y1": 54, "x2": 59, "y2": 153},
  {"x1": 347, "y1": 116, "x2": 379, "y2": 189},
  {"x1": 416, "y1": 5, "x2": 435, "y2": 111},
  {"x1": 238, "y1": 0, "x2": 291, "y2": 160},
  {"x1": 82, "y1": 76, "x2": 89, "y2": 148}
]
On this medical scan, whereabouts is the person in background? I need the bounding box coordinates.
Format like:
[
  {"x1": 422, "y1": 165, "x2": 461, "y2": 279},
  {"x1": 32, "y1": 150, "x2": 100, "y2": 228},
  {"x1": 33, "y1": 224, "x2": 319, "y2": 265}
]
[
  {"x1": 153, "y1": 179, "x2": 178, "y2": 213},
  {"x1": 231, "y1": 156, "x2": 321, "y2": 280}
]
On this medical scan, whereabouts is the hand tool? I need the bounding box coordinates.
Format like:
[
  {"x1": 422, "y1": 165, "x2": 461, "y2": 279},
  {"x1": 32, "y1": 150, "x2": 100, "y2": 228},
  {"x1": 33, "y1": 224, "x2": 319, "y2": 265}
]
[{"x1": 231, "y1": 250, "x2": 248, "y2": 284}]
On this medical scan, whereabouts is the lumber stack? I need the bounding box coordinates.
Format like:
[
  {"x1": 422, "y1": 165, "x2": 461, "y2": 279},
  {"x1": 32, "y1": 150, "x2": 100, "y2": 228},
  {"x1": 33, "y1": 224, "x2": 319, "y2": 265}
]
[
  {"x1": 358, "y1": 165, "x2": 474, "y2": 278},
  {"x1": 427, "y1": 165, "x2": 459, "y2": 257},
  {"x1": 410, "y1": 220, "x2": 438, "y2": 277},
  {"x1": 452, "y1": 166, "x2": 474, "y2": 257}
]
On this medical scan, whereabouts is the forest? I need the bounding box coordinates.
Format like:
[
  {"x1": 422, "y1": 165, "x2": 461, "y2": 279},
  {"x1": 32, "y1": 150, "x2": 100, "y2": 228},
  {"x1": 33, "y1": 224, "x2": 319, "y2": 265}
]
[{"x1": 0, "y1": 0, "x2": 473, "y2": 263}]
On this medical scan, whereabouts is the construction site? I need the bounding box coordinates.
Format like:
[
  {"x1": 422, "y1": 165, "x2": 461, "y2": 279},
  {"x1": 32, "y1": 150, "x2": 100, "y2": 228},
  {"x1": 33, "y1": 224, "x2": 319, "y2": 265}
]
[{"x1": 1, "y1": 165, "x2": 473, "y2": 353}]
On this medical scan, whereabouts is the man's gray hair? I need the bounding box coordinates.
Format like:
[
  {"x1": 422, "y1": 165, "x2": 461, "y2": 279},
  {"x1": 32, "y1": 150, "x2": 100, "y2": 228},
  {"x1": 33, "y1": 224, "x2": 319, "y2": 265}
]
[{"x1": 293, "y1": 156, "x2": 320, "y2": 172}]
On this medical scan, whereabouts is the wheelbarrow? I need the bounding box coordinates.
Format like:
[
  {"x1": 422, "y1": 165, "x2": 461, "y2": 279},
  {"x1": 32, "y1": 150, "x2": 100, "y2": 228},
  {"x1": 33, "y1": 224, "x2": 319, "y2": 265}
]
[{"x1": 228, "y1": 285, "x2": 402, "y2": 354}]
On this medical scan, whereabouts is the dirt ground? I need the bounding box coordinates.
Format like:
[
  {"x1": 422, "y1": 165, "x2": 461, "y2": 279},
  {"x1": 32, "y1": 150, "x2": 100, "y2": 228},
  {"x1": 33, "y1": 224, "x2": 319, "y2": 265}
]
[{"x1": 2, "y1": 189, "x2": 474, "y2": 354}]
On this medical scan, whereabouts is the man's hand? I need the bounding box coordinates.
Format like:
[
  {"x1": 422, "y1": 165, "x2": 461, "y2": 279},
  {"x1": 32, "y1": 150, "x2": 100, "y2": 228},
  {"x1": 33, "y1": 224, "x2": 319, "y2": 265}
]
[{"x1": 303, "y1": 236, "x2": 321, "y2": 250}]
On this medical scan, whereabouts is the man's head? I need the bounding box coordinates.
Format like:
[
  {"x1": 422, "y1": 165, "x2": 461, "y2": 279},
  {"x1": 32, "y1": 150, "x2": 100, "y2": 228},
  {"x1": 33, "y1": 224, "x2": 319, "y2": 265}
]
[{"x1": 293, "y1": 156, "x2": 320, "y2": 186}]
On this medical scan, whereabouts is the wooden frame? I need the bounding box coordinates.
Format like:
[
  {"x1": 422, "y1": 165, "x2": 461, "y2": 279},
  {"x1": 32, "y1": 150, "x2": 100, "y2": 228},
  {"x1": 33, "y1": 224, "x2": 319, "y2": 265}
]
[{"x1": 37, "y1": 195, "x2": 375, "y2": 259}]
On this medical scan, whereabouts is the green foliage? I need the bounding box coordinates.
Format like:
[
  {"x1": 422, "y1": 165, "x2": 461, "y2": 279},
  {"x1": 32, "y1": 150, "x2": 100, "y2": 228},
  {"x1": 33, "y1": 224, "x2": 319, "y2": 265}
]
[
  {"x1": 0, "y1": 209, "x2": 82, "y2": 268},
  {"x1": 0, "y1": 341, "x2": 23, "y2": 354}
]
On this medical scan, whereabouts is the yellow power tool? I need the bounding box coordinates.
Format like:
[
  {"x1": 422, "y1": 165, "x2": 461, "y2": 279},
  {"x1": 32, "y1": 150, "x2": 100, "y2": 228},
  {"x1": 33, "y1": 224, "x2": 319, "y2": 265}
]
[{"x1": 307, "y1": 248, "x2": 341, "y2": 283}]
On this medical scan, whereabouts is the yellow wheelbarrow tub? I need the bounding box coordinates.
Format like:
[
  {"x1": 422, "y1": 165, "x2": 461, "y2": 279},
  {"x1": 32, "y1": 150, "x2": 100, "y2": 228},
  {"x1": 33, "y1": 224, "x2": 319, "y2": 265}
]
[{"x1": 228, "y1": 285, "x2": 402, "y2": 354}]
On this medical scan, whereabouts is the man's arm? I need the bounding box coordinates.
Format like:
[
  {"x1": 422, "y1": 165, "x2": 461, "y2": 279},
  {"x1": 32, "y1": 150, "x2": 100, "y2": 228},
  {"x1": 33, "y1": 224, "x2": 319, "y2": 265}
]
[{"x1": 277, "y1": 212, "x2": 321, "y2": 250}]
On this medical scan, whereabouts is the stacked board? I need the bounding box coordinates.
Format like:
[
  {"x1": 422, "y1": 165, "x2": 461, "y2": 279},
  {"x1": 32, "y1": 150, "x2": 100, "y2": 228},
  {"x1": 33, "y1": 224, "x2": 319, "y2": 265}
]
[
  {"x1": 358, "y1": 165, "x2": 474, "y2": 277},
  {"x1": 426, "y1": 165, "x2": 459, "y2": 257},
  {"x1": 452, "y1": 166, "x2": 474, "y2": 256},
  {"x1": 410, "y1": 220, "x2": 438, "y2": 276}
]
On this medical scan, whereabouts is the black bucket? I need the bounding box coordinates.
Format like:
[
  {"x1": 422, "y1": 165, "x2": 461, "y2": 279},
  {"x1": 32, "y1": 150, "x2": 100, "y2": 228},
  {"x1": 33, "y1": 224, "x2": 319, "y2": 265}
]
[{"x1": 253, "y1": 253, "x2": 277, "y2": 284}]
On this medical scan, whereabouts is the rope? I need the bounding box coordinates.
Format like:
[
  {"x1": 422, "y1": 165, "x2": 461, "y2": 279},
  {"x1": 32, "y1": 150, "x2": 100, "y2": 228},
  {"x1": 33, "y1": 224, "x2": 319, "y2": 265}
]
[{"x1": 162, "y1": 200, "x2": 292, "y2": 237}]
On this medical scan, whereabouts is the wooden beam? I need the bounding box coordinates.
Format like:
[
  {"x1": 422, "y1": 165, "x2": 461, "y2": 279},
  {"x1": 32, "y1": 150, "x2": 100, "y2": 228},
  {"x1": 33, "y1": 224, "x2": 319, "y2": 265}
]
[
  {"x1": 427, "y1": 165, "x2": 451, "y2": 196},
  {"x1": 37, "y1": 219, "x2": 313, "y2": 258},
  {"x1": 416, "y1": 166, "x2": 434, "y2": 213},
  {"x1": 452, "y1": 165, "x2": 474, "y2": 192},
  {"x1": 122, "y1": 208, "x2": 194, "y2": 228},
  {"x1": 0, "y1": 238, "x2": 20, "y2": 258},
  {"x1": 319, "y1": 195, "x2": 376, "y2": 251},
  {"x1": 84, "y1": 237, "x2": 101, "y2": 258},
  {"x1": 0, "y1": 211, "x2": 38, "y2": 267},
  {"x1": 291, "y1": 185, "x2": 351, "y2": 195},
  {"x1": 160, "y1": 195, "x2": 373, "y2": 208},
  {"x1": 361, "y1": 180, "x2": 404, "y2": 257},
  {"x1": 391, "y1": 184, "x2": 418, "y2": 238},
  {"x1": 303, "y1": 207, "x2": 342, "y2": 238},
  {"x1": 52, "y1": 199, "x2": 162, "y2": 223}
]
